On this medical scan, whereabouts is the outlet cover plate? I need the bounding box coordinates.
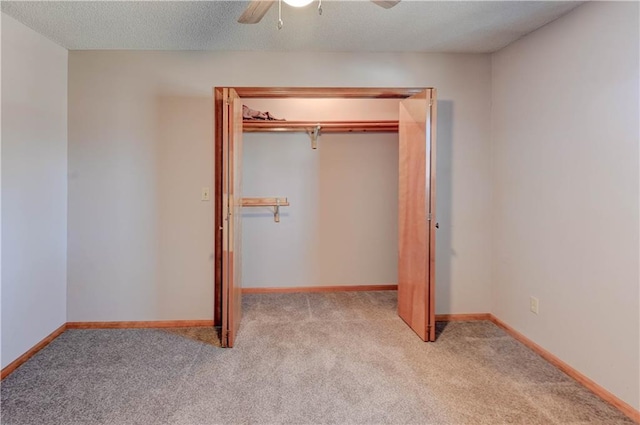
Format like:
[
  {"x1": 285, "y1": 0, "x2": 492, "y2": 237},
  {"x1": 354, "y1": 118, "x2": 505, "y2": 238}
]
[
  {"x1": 201, "y1": 187, "x2": 210, "y2": 201},
  {"x1": 530, "y1": 296, "x2": 539, "y2": 314}
]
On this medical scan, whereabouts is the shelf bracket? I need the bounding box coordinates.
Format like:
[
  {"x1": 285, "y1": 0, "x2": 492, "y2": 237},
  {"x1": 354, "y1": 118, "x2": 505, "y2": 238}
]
[
  {"x1": 308, "y1": 124, "x2": 321, "y2": 150},
  {"x1": 240, "y1": 197, "x2": 290, "y2": 223}
]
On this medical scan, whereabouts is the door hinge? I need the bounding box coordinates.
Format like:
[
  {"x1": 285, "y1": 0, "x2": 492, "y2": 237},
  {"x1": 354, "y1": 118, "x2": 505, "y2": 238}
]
[
  {"x1": 429, "y1": 98, "x2": 433, "y2": 107},
  {"x1": 427, "y1": 213, "x2": 432, "y2": 221},
  {"x1": 225, "y1": 97, "x2": 231, "y2": 105}
]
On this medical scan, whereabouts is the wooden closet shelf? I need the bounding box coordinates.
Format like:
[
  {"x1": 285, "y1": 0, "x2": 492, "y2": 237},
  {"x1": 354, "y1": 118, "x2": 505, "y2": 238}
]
[
  {"x1": 243, "y1": 120, "x2": 399, "y2": 133},
  {"x1": 241, "y1": 197, "x2": 289, "y2": 223},
  {"x1": 241, "y1": 197, "x2": 289, "y2": 207}
]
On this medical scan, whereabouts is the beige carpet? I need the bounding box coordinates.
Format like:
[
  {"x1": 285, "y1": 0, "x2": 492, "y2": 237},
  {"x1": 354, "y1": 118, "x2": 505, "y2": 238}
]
[{"x1": 1, "y1": 291, "x2": 633, "y2": 424}]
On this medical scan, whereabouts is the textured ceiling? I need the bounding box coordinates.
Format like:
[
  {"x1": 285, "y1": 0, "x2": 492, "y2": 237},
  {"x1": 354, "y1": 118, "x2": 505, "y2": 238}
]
[{"x1": 1, "y1": 1, "x2": 583, "y2": 52}]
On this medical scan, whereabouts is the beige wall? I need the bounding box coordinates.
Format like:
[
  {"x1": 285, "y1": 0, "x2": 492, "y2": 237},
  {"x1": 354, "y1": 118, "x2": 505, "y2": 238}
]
[
  {"x1": 1, "y1": 13, "x2": 68, "y2": 368},
  {"x1": 491, "y1": 1, "x2": 639, "y2": 410},
  {"x1": 67, "y1": 51, "x2": 493, "y2": 321}
]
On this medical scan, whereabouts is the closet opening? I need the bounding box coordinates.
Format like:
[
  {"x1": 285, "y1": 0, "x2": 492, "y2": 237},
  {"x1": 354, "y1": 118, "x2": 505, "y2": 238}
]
[{"x1": 214, "y1": 88, "x2": 437, "y2": 347}]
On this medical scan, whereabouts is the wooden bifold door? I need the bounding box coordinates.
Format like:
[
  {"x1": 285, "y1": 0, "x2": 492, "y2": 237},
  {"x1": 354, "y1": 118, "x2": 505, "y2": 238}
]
[
  {"x1": 214, "y1": 87, "x2": 244, "y2": 347},
  {"x1": 397, "y1": 90, "x2": 437, "y2": 342},
  {"x1": 214, "y1": 87, "x2": 437, "y2": 347}
]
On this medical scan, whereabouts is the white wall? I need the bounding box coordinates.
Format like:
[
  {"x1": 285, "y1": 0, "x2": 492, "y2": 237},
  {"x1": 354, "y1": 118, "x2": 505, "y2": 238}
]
[
  {"x1": 491, "y1": 1, "x2": 639, "y2": 410},
  {"x1": 67, "y1": 51, "x2": 492, "y2": 321},
  {"x1": 1, "y1": 13, "x2": 68, "y2": 368}
]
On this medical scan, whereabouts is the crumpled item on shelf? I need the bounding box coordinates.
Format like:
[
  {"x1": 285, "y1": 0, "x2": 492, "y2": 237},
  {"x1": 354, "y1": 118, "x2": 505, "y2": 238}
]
[{"x1": 243, "y1": 105, "x2": 284, "y2": 121}]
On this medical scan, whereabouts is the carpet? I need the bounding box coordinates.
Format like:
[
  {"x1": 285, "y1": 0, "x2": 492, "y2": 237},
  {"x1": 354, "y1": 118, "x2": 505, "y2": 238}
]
[{"x1": 0, "y1": 291, "x2": 632, "y2": 424}]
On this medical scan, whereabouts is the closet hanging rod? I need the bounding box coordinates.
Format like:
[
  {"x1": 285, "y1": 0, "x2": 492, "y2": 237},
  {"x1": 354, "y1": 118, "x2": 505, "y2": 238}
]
[{"x1": 243, "y1": 120, "x2": 399, "y2": 133}]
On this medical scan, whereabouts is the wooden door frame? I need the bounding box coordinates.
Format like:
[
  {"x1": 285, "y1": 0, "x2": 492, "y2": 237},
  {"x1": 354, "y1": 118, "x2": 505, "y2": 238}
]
[{"x1": 213, "y1": 87, "x2": 436, "y2": 340}]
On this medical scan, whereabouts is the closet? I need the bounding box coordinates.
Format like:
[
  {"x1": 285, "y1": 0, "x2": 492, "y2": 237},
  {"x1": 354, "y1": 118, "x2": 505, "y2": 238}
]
[{"x1": 213, "y1": 87, "x2": 437, "y2": 347}]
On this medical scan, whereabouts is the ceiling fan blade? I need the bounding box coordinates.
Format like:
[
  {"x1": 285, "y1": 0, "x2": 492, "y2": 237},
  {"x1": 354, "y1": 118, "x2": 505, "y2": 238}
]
[
  {"x1": 238, "y1": 0, "x2": 275, "y2": 24},
  {"x1": 371, "y1": 0, "x2": 401, "y2": 9}
]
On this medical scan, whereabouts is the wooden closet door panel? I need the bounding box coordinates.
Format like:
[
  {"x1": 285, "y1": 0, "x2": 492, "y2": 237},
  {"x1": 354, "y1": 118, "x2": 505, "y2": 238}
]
[
  {"x1": 221, "y1": 88, "x2": 244, "y2": 347},
  {"x1": 398, "y1": 89, "x2": 436, "y2": 342},
  {"x1": 427, "y1": 89, "x2": 437, "y2": 342}
]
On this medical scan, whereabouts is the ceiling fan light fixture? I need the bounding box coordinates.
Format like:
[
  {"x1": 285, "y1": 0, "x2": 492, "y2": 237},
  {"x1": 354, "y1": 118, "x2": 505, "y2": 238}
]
[{"x1": 283, "y1": 0, "x2": 314, "y2": 7}]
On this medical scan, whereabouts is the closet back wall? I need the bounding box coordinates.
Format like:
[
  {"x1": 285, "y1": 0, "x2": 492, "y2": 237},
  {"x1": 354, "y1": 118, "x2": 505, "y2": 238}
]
[
  {"x1": 242, "y1": 99, "x2": 399, "y2": 288},
  {"x1": 67, "y1": 52, "x2": 492, "y2": 321}
]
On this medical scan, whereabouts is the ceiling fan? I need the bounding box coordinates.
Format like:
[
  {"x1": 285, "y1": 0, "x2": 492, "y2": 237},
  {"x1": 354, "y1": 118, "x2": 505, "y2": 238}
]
[{"x1": 238, "y1": 0, "x2": 400, "y2": 28}]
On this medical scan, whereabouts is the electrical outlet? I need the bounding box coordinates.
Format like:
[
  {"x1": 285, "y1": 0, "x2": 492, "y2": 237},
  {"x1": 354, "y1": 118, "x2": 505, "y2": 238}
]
[
  {"x1": 201, "y1": 187, "x2": 210, "y2": 201},
  {"x1": 530, "y1": 296, "x2": 539, "y2": 314}
]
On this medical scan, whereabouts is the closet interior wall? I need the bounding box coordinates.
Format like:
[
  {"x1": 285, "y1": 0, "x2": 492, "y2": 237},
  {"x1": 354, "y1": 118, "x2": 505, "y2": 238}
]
[{"x1": 241, "y1": 98, "x2": 400, "y2": 290}]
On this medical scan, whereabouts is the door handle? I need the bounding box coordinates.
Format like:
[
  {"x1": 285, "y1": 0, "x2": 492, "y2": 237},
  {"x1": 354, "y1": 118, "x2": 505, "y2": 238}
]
[{"x1": 435, "y1": 223, "x2": 439, "y2": 229}]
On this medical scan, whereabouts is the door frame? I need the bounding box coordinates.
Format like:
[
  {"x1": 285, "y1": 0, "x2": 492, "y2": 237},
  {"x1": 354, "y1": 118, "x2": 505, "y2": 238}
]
[{"x1": 213, "y1": 87, "x2": 437, "y2": 343}]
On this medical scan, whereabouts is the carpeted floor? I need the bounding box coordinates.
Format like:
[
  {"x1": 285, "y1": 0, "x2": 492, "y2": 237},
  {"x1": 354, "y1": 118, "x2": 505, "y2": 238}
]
[{"x1": 1, "y1": 291, "x2": 633, "y2": 424}]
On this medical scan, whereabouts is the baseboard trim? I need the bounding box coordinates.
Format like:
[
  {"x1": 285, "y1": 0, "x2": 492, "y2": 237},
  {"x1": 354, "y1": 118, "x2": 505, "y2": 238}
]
[
  {"x1": 436, "y1": 313, "x2": 491, "y2": 321},
  {"x1": 66, "y1": 320, "x2": 214, "y2": 329},
  {"x1": 1, "y1": 323, "x2": 67, "y2": 380},
  {"x1": 242, "y1": 284, "x2": 398, "y2": 294},
  {"x1": 489, "y1": 314, "x2": 640, "y2": 424}
]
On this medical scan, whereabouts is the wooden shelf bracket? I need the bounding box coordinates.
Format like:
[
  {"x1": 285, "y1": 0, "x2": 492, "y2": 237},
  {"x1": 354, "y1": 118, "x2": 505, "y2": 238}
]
[
  {"x1": 240, "y1": 197, "x2": 290, "y2": 223},
  {"x1": 308, "y1": 124, "x2": 321, "y2": 150}
]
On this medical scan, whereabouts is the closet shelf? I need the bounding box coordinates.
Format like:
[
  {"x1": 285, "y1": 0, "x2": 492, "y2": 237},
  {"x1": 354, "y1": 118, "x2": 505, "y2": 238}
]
[{"x1": 243, "y1": 120, "x2": 399, "y2": 133}]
